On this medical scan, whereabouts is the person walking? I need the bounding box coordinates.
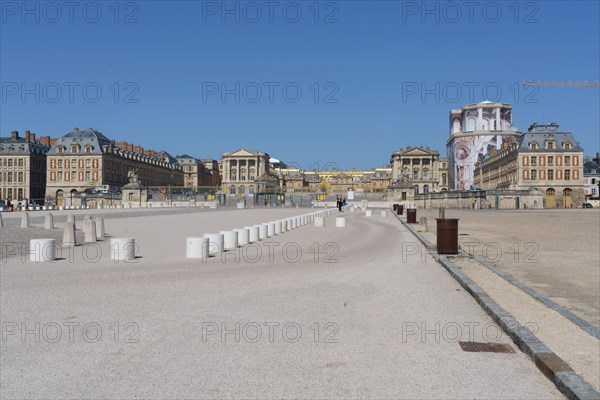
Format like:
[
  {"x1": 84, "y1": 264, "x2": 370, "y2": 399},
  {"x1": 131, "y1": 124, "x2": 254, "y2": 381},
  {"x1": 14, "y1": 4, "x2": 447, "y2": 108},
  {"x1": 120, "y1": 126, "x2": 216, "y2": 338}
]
[{"x1": 337, "y1": 197, "x2": 343, "y2": 212}]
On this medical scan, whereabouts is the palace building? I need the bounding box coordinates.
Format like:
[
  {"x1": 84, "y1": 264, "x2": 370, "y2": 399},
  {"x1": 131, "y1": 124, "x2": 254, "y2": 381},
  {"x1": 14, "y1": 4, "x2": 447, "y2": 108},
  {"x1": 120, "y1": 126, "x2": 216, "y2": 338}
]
[
  {"x1": 474, "y1": 123, "x2": 585, "y2": 208},
  {"x1": 220, "y1": 148, "x2": 278, "y2": 197},
  {"x1": 0, "y1": 130, "x2": 54, "y2": 204},
  {"x1": 390, "y1": 146, "x2": 448, "y2": 194},
  {"x1": 45, "y1": 128, "x2": 183, "y2": 206}
]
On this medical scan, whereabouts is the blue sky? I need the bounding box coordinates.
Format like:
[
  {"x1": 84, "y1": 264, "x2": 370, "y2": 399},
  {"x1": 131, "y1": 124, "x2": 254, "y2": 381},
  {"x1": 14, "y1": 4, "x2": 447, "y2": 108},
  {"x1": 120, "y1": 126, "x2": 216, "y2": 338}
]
[{"x1": 1, "y1": 0, "x2": 599, "y2": 169}]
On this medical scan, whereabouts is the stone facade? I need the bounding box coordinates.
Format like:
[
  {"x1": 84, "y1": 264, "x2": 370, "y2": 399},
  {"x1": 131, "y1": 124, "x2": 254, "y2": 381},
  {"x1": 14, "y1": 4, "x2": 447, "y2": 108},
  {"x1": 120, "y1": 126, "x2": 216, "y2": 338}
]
[
  {"x1": 0, "y1": 131, "x2": 53, "y2": 204},
  {"x1": 45, "y1": 128, "x2": 183, "y2": 206},
  {"x1": 390, "y1": 145, "x2": 448, "y2": 194},
  {"x1": 220, "y1": 148, "x2": 276, "y2": 197},
  {"x1": 474, "y1": 123, "x2": 585, "y2": 208}
]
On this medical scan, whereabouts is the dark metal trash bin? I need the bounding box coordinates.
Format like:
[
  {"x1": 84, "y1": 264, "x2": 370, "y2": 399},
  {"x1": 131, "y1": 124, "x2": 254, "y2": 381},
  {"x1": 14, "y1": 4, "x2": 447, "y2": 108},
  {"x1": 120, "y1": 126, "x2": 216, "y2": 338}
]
[
  {"x1": 436, "y1": 218, "x2": 459, "y2": 254},
  {"x1": 406, "y1": 208, "x2": 417, "y2": 223},
  {"x1": 393, "y1": 204, "x2": 398, "y2": 211},
  {"x1": 398, "y1": 205, "x2": 404, "y2": 215}
]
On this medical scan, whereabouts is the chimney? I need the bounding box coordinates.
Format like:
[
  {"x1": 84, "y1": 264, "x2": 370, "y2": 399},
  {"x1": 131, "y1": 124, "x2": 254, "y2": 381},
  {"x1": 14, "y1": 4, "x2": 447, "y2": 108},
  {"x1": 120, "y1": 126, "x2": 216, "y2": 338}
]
[
  {"x1": 25, "y1": 130, "x2": 31, "y2": 142},
  {"x1": 11, "y1": 130, "x2": 19, "y2": 140},
  {"x1": 40, "y1": 136, "x2": 51, "y2": 146},
  {"x1": 30, "y1": 133, "x2": 36, "y2": 142}
]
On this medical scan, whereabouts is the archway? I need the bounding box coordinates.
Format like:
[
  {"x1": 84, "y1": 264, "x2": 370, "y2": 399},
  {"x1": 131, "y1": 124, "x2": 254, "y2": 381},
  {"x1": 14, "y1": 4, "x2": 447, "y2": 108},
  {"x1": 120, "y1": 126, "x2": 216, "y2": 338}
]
[
  {"x1": 56, "y1": 190, "x2": 64, "y2": 206},
  {"x1": 545, "y1": 188, "x2": 556, "y2": 209},
  {"x1": 563, "y1": 188, "x2": 572, "y2": 208}
]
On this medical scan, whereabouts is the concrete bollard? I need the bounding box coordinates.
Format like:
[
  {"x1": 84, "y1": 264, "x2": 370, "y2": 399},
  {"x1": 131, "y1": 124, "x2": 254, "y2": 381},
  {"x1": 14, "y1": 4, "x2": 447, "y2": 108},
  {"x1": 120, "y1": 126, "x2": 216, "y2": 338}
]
[
  {"x1": 30, "y1": 239, "x2": 57, "y2": 262},
  {"x1": 186, "y1": 237, "x2": 209, "y2": 259},
  {"x1": 267, "y1": 222, "x2": 275, "y2": 237},
  {"x1": 246, "y1": 226, "x2": 259, "y2": 243},
  {"x1": 67, "y1": 214, "x2": 76, "y2": 229},
  {"x1": 335, "y1": 217, "x2": 346, "y2": 228},
  {"x1": 285, "y1": 219, "x2": 291, "y2": 230},
  {"x1": 220, "y1": 230, "x2": 239, "y2": 250},
  {"x1": 21, "y1": 213, "x2": 30, "y2": 228},
  {"x1": 62, "y1": 222, "x2": 77, "y2": 247},
  {"x1": 94, "y1": 216, "x2": 105, "y2": 239},
  {"x1": 274, "y1": 220, "x2": 282, "y2": 235},
  {"x1": 44, "y1": 212, "x2": 54, "y2": 229},
  {"x1": 418, "y1": 217, "x2": 428, "y2": 232},
  {"x1": 234, "y1": 228, "x2": 250, "y2": 245},
  {"x1": 257, "y1": 224, "x2": 267, "y2": 240},
  {"x1": 365, "y1": 210, "x2": 372, "y2": 217},
  {"x1": 291, "y1": 218, "x2": 297, "y2": 229},
  {"x1": 381, "y1": 210, "x2": 388, "y2": 217},
  {"x1": 84, "y1": 217, "x2": 97, "y2": 243},
  {"x1": 204, "y1": 233, "x2": 224, "y2": 256},
  {"x1": 110, "y1": 238, "x2": 136, "y2": 261},
  {"x1": 279, "y1": 219, "x2": 286, "y2": 233},
  {"x1": 0, "y1": 213, "x2": 3, "y2": 228},
  {"x1": 314, "y1": 217, "x2": 325, "y2": 227}
]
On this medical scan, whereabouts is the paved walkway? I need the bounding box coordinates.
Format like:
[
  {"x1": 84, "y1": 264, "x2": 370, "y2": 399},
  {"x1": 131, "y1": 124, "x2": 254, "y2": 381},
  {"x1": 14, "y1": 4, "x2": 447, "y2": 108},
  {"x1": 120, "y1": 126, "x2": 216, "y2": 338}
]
[{"x1": 1, "y1": 209, "x2": 562, "y2": 398}]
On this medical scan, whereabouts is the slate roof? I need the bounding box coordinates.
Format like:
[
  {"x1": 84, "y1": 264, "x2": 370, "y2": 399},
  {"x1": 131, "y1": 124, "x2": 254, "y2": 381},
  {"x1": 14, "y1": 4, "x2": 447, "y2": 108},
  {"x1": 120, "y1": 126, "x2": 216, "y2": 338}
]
[
  {"x1": 0, "y1": 137, "x2": 50, "y2": 155},
  {"x1": 48, "y1": 128, "x2": 111, "y2": 155}
]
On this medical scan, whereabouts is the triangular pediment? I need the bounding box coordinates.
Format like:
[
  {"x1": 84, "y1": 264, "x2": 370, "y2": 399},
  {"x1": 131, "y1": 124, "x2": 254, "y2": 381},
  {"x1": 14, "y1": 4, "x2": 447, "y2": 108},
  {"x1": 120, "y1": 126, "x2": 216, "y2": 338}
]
[
  {"x1": 226, "y1": 148, "x2": 260, "y2": 157},
  {"x1": 404, "y1": 148, "x2": 435, "y2": 156}
]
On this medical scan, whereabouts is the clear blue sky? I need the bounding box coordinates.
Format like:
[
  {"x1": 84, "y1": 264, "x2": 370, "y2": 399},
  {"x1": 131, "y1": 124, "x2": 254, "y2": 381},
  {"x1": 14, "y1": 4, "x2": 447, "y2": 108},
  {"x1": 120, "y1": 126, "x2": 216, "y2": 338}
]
[{"x1": 1, "y1": 0, "x2": 599, "y2": 169}]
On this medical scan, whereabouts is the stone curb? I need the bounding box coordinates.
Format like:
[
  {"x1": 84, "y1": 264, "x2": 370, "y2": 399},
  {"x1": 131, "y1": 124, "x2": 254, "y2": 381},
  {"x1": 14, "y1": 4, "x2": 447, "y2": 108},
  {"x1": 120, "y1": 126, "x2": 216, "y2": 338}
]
[{"x1": 392, "y1": 211, "x2": 600, "y2": 400}]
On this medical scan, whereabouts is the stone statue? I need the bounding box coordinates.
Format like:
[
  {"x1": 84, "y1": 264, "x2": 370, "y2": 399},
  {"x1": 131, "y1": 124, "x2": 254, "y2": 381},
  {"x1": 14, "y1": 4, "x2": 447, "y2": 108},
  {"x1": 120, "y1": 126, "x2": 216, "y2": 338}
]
[
  {"x1": 127, "y1": 169, "x2": 139, "y2": 185},
  {"x1": 398, "y1": 166, "x2": 411, "y2": 183}
]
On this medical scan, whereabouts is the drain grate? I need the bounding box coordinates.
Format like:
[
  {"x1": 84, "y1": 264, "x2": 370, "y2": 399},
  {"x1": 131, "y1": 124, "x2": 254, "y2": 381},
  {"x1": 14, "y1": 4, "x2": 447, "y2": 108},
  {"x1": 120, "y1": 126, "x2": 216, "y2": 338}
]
[{"x1": 459, "y1": 341, "x2": 515, "y2": 353}]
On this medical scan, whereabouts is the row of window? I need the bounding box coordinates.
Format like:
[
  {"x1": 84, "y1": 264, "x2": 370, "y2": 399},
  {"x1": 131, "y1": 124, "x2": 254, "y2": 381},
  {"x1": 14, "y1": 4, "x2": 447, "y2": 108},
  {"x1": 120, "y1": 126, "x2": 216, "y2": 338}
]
[
  {"x1": 49, "y1": 171, "x2": 97, "y2": 182},
  {"x1": 525, "y1": 155, "x2": 579, "y2": 167},
  {"x1": 56, "y1": 145, "x2": 93, "y2": 154},
  {"x1": 2, "y1": 158, "x2": 26, "y2": 167},
  {"x1": 524, "y1": 169, "x2": 579, "y2": 181},
  {"x1": 229, "y1": 186, "x2": 255, "y2": 195},
  {"x1": 50, "y1": 158, "x2": 97, "y2": 169},
  {"x1": 528, "y1": 141, "x2": 572, "y2": 150},
  {"x1": 0, "y1": 171, "x2": 25, "y2": 183},
  {"x1": 2, "y1": 188, "x2": 24, "y2": 201}
]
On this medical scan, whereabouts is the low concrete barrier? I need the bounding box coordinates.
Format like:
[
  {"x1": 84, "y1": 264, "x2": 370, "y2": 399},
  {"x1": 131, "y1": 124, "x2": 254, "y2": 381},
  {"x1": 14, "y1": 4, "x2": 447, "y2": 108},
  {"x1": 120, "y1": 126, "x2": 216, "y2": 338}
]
[
  {"x1": 335, "y1": 217, "x2": 346, "y2": 228},
  {"x1": 204, "y1": 233, "x2": 224, "y2": 256},
  {"x1": 30, "y1": 239, "x2": 57, "y2": 262},
  {"x1": 186, "y1": 237, "x2": 209, "y2": 259},
  {"x1": 110, "y1": 238, "x2": 136, "y2": 261}
]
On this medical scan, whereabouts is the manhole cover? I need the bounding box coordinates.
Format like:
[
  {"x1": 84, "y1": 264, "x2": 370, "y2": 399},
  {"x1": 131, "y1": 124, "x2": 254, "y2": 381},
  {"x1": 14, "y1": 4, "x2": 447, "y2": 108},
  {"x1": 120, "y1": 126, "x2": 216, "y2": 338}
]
[{"x1": 459, "y1": 341, "x2": 515, "y2": 353}]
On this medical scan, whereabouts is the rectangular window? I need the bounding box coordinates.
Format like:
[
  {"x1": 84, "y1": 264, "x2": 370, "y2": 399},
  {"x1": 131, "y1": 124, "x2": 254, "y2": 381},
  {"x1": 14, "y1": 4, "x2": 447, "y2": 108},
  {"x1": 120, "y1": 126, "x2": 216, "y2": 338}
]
[
  {"x1": 565, "y1": 170, "x2": 570, "y2": 180},
  {"x1": 18, "y1": 159, "x2": 23, "y2": 167},
  {"x1": 401, "y1": 192, "x2": 407, "y2": 201},
  {"x1": 58, "y1": 171, "x2": 63, "y2": 181},
  {"x1": 565, "y1": 156, "x2": 571, "y2": 166},
  {"x1": 85, "y1": 171, "x2": 90, "y2": 181},
  {"x1": 531, "y1": 170, "x2": 537, "y2": 180},
  {"x1": 548, "y1": 170, "x2": 554, "y2": 180},
  {"x1": 85, "y1": 159, "x2": 91, "y2": 167},
  {"x1": 8, "y1": 159, "x2": 13, "y2": 167},
  {"x1": 18, "y1": 172, "x2": 23, "y2": 182},
  {"x1": 531, "y1": 156, "x2": 537, "y2": 165},
  {"x1": 547, "y1": 156, "x2": 553, "y2": 165}
]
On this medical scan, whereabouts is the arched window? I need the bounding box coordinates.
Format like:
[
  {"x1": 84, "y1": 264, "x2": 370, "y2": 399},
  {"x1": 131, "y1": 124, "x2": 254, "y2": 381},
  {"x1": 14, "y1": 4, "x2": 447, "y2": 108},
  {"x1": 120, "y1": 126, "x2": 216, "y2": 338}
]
[
  {"x1": 423, "y1": 184, "x2": 429, "y2": 193},
  {"x1": 442, "y1": 173, "x2": 447, "y2": 185},
  {"x1": 414, "y1": 185, "x2": 419, "y2": 194},
  {"x1": 230, "y1": 186, "x2": 236, "y2": 195}
]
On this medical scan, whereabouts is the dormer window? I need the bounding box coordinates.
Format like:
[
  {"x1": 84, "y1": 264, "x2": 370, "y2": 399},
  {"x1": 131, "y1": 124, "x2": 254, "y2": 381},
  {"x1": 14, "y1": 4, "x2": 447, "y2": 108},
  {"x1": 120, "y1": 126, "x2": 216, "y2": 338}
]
[
  {"x1": 85, "y1": 145, "x2": 93, "y2": 153},
  {"x1": 71, "y1": 144, "x2": 80, "y2": 153},
  {"x1": 563, "y1": 142, "x2": 572, "y2": 150},
  {"x1": 545, "y1": 141, "x2": 555, "y2": 149},
  {"x1": 58, "y1": 146, "x2": 65, "y2": 154},
  {"x1": 529, "y1": 142, "x2": 539, "y2": 150}
]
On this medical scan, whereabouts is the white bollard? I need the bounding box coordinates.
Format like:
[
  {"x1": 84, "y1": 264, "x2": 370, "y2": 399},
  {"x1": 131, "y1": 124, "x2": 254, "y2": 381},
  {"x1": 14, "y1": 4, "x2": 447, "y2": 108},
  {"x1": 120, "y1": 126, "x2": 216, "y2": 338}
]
[
  {"x1": 220, "y1": 230, "x2": 239, "y2": 250},
  {"x1": 314, "y1": 217, "x2": 325, "y2": 227},
  {"x1": 30, "y1": 239, "x2": 57, "y2": 262},
  {"x1": 365, "y1": 210, "x2": 372, "y2": 217},
  {"x1": 62, "y1": 222, "x2": 76, "y2": 247},
  {"x1": 204, "y1": 233, "x2": 224, "y2": 255},
  {"x1": 381, "y1": 210, "x2": 388, "y2": 217},
  {"x1": 291, "y1": 218, "x2": 297, "y2": 229},
  {"x1": 286, "y1": 219, "x2": 292, "y2": 230},
  {"x1": 67, "y1": 214, "x2": 76, "y2": 229},
  {"x1": 234, "y1": 228, "x2": 250, "y2": 245},
  {"x1": 186, "y1": 237, "x2": 209, "y2": 259},
  {"x1": 44, "y1": 212, "x2": 54, "y2": 229},
  {"x1": 246, "y1": 226, "x2": 259, "y2": 243},
  {"x1": 274, "y1": 220, "x2": 282, "y2": 235},
  {"x1": 279, "y1": 219, "x2": 286, "y2": 233},
  {"x1": 257, "y1": 224, "x2": 267, "y2": 240},
  {"x1": 267, "y1": 222, "x2": 275, "y2": 237},
  {"x1": 94, "y1": 216, "x2": 105, "y2": 239},
  {"x1": 21, "y1": 213, "x2": 30, "y2": 228},
  {"x1": 110, "y1": 238, "x2": 136, "y2": 261},
  {"x1": 335, "y1": 217, "x2": 346, "y2": 228},
  {"x1": 84, "y1": 217, "x2": 97, "y2": 242}
]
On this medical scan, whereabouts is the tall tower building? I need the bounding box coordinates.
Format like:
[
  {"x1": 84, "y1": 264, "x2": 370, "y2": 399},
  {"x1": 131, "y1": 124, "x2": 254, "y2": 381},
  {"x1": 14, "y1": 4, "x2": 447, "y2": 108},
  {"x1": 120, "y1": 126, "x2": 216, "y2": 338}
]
[{"x1": 446, "y1": 101, "x2": 521, "y2": 190}]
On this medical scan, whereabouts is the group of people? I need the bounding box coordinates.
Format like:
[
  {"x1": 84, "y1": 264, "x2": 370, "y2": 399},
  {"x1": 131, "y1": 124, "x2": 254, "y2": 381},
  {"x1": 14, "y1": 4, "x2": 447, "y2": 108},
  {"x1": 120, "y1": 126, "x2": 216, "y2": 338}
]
[
  {"x1": 1, "y1": 199, "x2": 31, "y2": 211},
  {"x1": 336, "y1": 197, "x2": 347, "y2": 212}
]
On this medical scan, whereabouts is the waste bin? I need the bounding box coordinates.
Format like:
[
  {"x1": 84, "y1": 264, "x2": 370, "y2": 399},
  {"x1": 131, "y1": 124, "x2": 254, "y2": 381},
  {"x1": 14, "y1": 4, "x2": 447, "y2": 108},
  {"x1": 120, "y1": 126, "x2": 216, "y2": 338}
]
[
  {"x1": 436, "y1": 218, "x2": 459, "y2": 254},
  {"x1": 398, "y1": 205, "x2": 404, "y2": 215},
  {"x1": 393, "y1": 204, "x2": 398, "y2": 211},
  {"x1": 407, "y1": 208, "x2": 417, "y2": 223}
]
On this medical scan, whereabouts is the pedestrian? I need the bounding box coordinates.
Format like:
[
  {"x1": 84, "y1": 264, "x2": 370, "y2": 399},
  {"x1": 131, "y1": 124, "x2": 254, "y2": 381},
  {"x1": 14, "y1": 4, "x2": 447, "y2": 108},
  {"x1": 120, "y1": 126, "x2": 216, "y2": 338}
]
[{"x1": 338, "y1": 197, "x2": 342, "y2": 212}]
